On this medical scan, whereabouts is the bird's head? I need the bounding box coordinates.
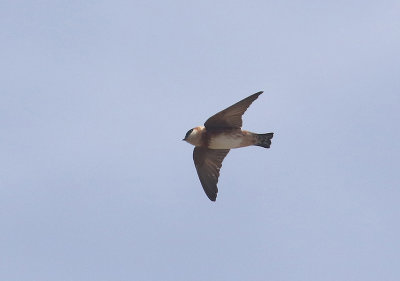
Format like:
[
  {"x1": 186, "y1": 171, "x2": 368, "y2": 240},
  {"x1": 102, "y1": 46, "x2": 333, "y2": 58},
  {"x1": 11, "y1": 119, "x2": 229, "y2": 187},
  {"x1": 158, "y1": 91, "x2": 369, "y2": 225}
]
[
  {"x1": 183, "y1": 128, "x2": 194, "y2": 142},
  {"x1": 183, "y1": 127, "x2": 204, "y2": 146}
]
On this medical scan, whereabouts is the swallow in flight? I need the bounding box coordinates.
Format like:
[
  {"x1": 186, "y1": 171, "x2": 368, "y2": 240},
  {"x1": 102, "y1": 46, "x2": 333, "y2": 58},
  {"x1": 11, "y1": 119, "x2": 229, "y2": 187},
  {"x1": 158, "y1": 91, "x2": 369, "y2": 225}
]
[{"x1": 183, "y1": 91, "x2": 274, "y2": 201}]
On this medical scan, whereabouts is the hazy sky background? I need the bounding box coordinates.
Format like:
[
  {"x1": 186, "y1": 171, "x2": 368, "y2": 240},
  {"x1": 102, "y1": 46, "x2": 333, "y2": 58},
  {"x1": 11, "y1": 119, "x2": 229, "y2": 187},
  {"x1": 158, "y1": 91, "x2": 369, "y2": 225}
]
[{"x1": 1, "y1": 1, "x2": 400, "y2": 280}]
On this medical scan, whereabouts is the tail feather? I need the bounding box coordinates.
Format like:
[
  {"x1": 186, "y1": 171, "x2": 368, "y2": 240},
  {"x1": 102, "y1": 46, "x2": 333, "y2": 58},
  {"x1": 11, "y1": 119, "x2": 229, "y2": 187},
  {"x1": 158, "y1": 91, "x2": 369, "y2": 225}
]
[{"x1": 255, "y1": 133, "x2": 274, "y2": 148}]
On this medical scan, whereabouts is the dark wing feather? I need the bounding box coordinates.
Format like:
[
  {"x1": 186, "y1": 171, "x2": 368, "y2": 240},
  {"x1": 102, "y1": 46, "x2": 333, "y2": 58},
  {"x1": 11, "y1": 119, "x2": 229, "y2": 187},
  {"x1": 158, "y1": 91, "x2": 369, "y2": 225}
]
[
  {"x1": 204, "y1": 91, "x2": 263, "y2": 129},
  {"x1": 193, "y1": 147, "x2": 230, "y2": 201}
]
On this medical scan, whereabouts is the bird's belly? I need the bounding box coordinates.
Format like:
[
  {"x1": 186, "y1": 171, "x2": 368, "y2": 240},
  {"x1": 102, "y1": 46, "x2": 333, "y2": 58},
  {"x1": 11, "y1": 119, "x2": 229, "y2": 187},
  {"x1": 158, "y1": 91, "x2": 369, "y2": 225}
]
[{"x1": 208, "y1": 133, "x2": 246, "y2": 149}]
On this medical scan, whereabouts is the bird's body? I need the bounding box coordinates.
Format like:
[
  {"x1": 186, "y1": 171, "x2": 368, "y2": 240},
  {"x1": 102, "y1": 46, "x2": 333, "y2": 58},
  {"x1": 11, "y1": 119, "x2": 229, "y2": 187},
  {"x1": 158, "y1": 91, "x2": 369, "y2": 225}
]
[
  {"x1": 183, "y1": 91, "x2": 274, "y2": 201},
  {"x1": 185, "y1": 126, "x2": 259, "y2": 149}
]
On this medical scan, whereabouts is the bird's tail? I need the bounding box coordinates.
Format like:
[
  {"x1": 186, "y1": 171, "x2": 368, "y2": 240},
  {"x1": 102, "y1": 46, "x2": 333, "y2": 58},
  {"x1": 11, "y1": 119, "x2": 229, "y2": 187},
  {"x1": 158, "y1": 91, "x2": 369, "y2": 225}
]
[{"x1": 255, "y1": 133, "x2": 274, "y2": 148}]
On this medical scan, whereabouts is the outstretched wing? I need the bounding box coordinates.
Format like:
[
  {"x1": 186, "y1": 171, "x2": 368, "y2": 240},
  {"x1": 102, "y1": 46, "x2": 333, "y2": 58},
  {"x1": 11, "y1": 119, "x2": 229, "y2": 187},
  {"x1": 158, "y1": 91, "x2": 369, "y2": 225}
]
[
  {"x1": 204, "y1": 91, "x2": 263, "y2": 129},
  {"x1": 193, "y1": 147, "x2": 230, "y2": 201}
]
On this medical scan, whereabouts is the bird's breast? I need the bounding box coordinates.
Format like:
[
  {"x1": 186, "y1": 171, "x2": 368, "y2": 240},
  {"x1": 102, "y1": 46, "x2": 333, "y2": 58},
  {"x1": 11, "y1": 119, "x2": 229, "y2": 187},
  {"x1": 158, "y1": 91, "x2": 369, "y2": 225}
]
[{"x1": 207, "y1": 130, "x2": 254, "y2": 149}]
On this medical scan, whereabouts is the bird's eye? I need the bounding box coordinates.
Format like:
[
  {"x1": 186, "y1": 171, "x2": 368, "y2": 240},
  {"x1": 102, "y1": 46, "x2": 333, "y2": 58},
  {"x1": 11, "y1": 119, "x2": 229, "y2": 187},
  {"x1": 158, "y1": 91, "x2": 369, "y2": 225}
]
[{"x1": 185, "y1": 129, "x2": 194, "y2": 139}]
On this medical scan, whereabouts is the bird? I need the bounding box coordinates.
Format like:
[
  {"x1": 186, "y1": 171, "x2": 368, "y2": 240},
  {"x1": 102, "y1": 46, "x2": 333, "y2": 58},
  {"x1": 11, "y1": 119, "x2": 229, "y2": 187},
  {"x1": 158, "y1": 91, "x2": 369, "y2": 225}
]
[{"x1": 183, "y1": 91, "x2": 274, "y2": 201}]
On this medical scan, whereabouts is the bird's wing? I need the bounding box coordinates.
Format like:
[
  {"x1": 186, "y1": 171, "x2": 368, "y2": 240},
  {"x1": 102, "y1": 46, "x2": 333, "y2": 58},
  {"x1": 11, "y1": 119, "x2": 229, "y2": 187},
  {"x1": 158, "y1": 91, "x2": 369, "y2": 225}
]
[
  {"x1": 193, "y1": 147, "x2": 230, "y2": 201},
  {"x1": 204, "y1": 91, "x2": 263, "y2": 129}
]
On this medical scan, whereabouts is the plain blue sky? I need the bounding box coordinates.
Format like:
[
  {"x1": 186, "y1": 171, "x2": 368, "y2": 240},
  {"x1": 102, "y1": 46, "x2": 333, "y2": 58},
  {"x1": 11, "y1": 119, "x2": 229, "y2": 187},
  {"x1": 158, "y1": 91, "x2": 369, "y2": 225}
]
[{"x1": 1, "y1": 1, "x2": 400, "y2": 280}]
